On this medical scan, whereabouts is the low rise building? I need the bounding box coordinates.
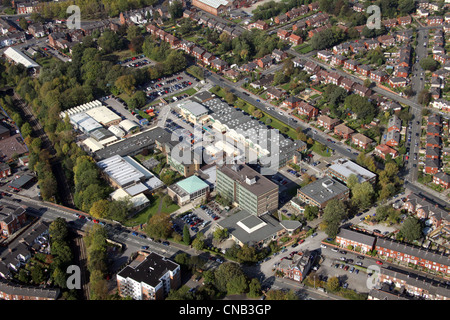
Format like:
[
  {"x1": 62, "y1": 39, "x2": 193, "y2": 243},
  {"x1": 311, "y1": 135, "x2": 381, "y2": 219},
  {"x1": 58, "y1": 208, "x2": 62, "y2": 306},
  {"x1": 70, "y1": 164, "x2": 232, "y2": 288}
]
[
  {"x1": 296, "y1": 177, "x2": 349, "y2": 209},
  {"x1": 168, "y1": 175, "x2": 210, "y2": 206},
  {"x1": 326, "y1": 158, "x2": 377, "y2": 185}
]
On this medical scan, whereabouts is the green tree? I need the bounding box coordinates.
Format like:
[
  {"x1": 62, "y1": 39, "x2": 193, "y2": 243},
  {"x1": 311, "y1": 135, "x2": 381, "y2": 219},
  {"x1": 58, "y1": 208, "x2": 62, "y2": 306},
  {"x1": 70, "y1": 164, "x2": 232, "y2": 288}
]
[
  {"x1": 326, "y1": 276, "x2": 340, "y2": 292},
  {"x1": 90, "y1": 199, "x2": 110, "y2": 219},
  {"x1": 247, "y1": 278, "x2": 262, "y2": 298},
  {"x1": 145, "y1": 212, "x2": 172, "y2": 240},
  {"x1": 183, "y1": 224, "x2": 191, "y2": 245},
  {"x1": 304, "y1": 205, "x2": 319, "y2": 221},
  {"x1": 31, "y1": 264, "x2": 45, "y2": 284},
  {"x1": 351, "y1": 181, "x2": 375, "y2": 210},
  {"x1": 49, "y1": 217, "x2": 69, "y2": 242},
  {"x1": 192, "y1": 232, "x2": 206, "y2": 251},
  {"x1": 420, "y1": 57, "x2": 439, "y2": 72},
  {"x1": 400, "y1": 217, "x2": 422, "y2": 241},
  {"x1": 214, "y1": 262, "x2": 248, "y2": 295},
  {"x1": 21, "y1": 122, "x2": 33, "y2": 138}
]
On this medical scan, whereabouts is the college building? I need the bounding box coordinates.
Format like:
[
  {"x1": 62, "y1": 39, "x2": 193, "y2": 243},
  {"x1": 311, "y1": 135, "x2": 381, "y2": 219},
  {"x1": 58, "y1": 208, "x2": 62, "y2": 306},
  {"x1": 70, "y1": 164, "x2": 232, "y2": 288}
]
[{"x1": 216, "y1": 163, "x2": 279, "y2": 216}]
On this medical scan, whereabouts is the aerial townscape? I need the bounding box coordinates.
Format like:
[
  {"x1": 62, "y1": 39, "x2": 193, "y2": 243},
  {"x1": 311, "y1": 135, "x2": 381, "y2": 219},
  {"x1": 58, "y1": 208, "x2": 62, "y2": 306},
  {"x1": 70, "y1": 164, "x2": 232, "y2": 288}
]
[{"x1": 0, "y1": 0, "x2": 448, "y2": 307}]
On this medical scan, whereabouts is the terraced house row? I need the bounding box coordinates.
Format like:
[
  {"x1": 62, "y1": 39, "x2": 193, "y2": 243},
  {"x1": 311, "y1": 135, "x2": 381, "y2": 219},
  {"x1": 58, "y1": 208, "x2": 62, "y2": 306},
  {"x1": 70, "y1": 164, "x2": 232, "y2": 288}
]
[{"x1": 335, "y1": 228, "x2": 450, "y2": 276}]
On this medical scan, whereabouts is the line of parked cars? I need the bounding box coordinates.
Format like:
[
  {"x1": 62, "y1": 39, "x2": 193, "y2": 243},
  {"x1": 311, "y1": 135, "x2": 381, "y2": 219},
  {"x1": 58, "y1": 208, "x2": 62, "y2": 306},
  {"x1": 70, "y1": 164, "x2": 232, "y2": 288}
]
[
  {"x1": 180, "y1": 212, "x2": 207, "y2": 233},
  {"x1": 146, "y1": 80, "x2": 193, "y2": 100},
  {"x1": 287, "y1": 169, "x2": 300, "y2": 177},
  {"x1": 200, "y1": 204, "x2": 221, "y2": 221}
]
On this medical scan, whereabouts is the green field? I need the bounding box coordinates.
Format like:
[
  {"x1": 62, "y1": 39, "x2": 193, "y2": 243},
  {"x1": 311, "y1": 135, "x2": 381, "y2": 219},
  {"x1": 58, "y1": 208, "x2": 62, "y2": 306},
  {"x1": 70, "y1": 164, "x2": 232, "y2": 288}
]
[{"x1": 124, "y1": 194, "x2": 179, "y2": 227}]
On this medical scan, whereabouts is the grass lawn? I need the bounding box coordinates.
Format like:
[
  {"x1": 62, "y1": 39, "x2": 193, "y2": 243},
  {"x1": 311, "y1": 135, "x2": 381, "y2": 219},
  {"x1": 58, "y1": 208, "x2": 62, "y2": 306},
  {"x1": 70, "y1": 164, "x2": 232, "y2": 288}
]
[
  {"x1": 123, "y1": 194, "x2": 179, "y2": 227},
  {"x1": 311, "y1": 143, "x2": 332, "y2": 157}
]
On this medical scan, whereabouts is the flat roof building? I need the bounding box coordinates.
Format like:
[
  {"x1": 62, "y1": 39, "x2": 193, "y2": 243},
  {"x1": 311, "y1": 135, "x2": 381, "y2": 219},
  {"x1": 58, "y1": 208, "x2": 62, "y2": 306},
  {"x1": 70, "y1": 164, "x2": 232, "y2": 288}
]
[
  {"x1": 85, "y1": 106, "x2": 122, "y2": 127},
  {"x1": 94, "y1": 127, "x2": 172, "y2": 160},
  {"x1": 297, "y1": 177, "x2": 349, "y2": 209},
  {"x1": 216, "y1": 163, "x2": 279, "y2": 216},
  {"x1": 217, "y1": 210, "x2": 284, "y2": 247},
  {"x1": 117, "y1": 252, "x2": 181, "y2": 300},
  {"x1": 326, "y1": 158, "x2": 377, "y2": 185},
  {"x1": 177, "y1": 100, "x2": 209, "y2": 124},
  {"x1": 168, "y1": 175, "x2": 210, "y2": 206}
]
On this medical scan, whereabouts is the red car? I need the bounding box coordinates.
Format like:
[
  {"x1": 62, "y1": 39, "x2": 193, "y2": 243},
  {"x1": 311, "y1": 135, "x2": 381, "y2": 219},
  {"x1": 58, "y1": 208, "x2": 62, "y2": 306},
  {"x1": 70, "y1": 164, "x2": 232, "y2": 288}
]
[
  {"x1": 79, "y1": 215, "x2": 85, "y2": 219},
  {"x1": 93, "y1": 220, "x2": 99, "y2": 224},
  {"x1": 298, "y1": 239, "x2": 305, "y2": 244},
  {"x1": 376, "y1": 260, "x2": 383, "y2": 265}
]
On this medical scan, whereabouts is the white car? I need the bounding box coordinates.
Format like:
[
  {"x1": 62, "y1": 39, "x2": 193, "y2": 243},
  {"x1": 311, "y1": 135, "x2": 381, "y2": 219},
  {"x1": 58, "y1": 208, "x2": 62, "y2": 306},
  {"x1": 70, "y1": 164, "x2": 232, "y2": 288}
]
[{"x1": 320, "y1": 244, "x2": 327, "y2": 249}]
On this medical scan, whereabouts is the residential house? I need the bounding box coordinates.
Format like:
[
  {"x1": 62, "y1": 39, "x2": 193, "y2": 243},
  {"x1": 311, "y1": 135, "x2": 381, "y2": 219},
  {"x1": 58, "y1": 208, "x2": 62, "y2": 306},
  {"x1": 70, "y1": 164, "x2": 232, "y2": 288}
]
[
  {"x1": 297, "y1": 101, "x2": 318, "y2": 119},
  {"x1": 282, "y1": 96, "x2": 302, "y2": 109},
  {"x1": 344, "y1": 59, "x2": 359, "y2": 72},
  {"x1": 277, "y1": 29, "x2": 291, "y2": 40},
  {"x1": 352, "y1": 133, "x2": 373, "y2": 149},
  {"x1": 389, "y1": 77, "x2": 407, "y2": 88},
  {"x1": 388, "y1": 115, "x2": 402, "y2": 132},
  {"x1": 256, "y1": 55, "x2": 273, "y2": 69},
  {"x1": 375, "y1": 238, "x2": 450, "y2": 275},
  {"x1": 249, "y1": 20, "x2": 268, "y2": 30},
  {"x1": 374, "y1": 144, "x2": 398, "y2": 160},
  {"x1": 395, "y1": 66, "x2": 409, "y2": 78},
  {"x1": 326, "y1": 72, "x2": 342, "y2": 86},
  {"x1": 292, "y1": 21, "x2": 307, "y2": 32},
  {"x1": 382, "y1": 18, "x2": 397, "y2": 28},
  {"x1": 266, "y1": 87, "x2": 285, "y2": 100},
  {"x1": 192, "y1": 46, "x2": 205, "y2": 60},
  {"x1": 364, "y1": 39, "x2": 380, "y2": 50},
  {"x1": 334, "y1": 123, "x2": 354, "y2": 140},
  {"x1": 272, "y1": 49, "x2": 288, "y2": 62},
  {"x1": 339, "y1": 78, "x2": 355, "y2": 92},
  {"x1": 304, "y1": 61, "x2": 320, "y2": 74},
  {"x1": 317, "y1": 115, "x2": 340, "y2": 130},
  {"x1": 357, "y1": 64, "x2": 372, "y2": 77},
  {"x1": 353, "y1": 84, "x2": 372, "y2": 97},
  {"x1": 274, "y1": 14, "x2": 289, "y2": 24},
  {"x1": 289, "y1": 33, "x2": 303, "y2": 46},
  {"x1": 370, "y1": 70, "x2": 389, "y2": 83},
  {"x1": 433, "y1": 172, "x2": 450, "y2": 189},
  {"x1": 385, "y1": 130, "x2": 401, "y2": 147},
  {"x1": 426, "y1": 146, "x2": 440, "y2": 160},
  {"x1": 432, "y1": 99, "x2": 450, "y2": 112},
  {"x1": 424, "y1": 158, "x2": 440, "y2": 174},
  {"x1": 211, "y1": 58, "x2": 228, "y2": 71},
  {"x1": 427, "y1": 16, "x2": 443, "y2": 26},
  {"x1": 398, "y1": 16, "x2": 412, "y2": 25},
  {"x1": 202, "y1": 51, "x2": 215, "y2": 66},
  {"x1": 317, "y1": 50, "x2": 332, "y2": 62},
  {"x1": 426, "y1": 135, "x2": 441, "y2": 149},
  {"x1": 336, "y1": 228, "x2": 376, "y2": 253}
]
